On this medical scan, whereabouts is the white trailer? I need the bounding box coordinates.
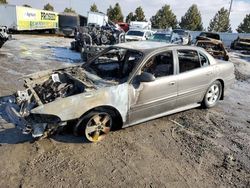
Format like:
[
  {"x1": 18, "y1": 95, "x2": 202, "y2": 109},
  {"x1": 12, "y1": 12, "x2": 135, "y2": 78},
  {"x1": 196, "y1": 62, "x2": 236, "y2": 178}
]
[
  {"x1": 87, "y1": 11, "x2": 108, "y2": 26},
  {"x1": 0, "y1": 4, "x2": 58, "y2": 31},
  {"x1": 129, "y1": 21, "x2": 152, "y2": 30}
]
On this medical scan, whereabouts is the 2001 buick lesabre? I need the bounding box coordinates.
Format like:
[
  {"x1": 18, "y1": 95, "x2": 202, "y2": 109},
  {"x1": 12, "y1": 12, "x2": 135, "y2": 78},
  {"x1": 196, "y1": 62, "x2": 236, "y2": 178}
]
[{"x1": 6, "y1": 41, "x2": 235, "y2": 142}]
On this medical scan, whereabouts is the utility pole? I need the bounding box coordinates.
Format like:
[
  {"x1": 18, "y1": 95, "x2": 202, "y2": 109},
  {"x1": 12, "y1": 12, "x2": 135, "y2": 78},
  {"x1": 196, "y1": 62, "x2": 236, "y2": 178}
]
[{"x1": 228, "y1": 0, "x2": 233, "y2": 19}]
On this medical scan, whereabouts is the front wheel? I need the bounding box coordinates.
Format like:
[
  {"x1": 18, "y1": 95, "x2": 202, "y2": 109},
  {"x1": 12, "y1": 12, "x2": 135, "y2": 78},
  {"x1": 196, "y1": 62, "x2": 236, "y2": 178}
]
[
  {"x1": 74, "y1": 111, "x2": 113, "y2": 142},
  {"x1": 202, "y1": 81, "x2": 222, "y2": 108}
]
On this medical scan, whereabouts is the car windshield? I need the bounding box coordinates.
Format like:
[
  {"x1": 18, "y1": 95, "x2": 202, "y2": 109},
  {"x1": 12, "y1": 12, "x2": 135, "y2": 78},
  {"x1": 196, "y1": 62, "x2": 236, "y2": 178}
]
[
  {"x1": 127, "y1": 30, "x2": 144, "y2": 36},
  {"x1": 173, "y1": 30, "x2": 188, "y2": 37},
  {"x1": 84, "y1": 47, "x2": 143, "y2": 82},
  {"x1": 150, "y1": 33, "x2": 171, "y2": 42}
]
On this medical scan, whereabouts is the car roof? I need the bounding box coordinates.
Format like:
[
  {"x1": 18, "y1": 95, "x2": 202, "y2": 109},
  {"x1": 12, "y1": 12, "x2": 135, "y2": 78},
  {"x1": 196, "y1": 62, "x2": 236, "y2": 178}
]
[
  {"x1": 114, "y1": 41, "x2": 207, "y2": 52},
  {"x1": 114, "y1": 41, "x2": 174, "y2": 51}
]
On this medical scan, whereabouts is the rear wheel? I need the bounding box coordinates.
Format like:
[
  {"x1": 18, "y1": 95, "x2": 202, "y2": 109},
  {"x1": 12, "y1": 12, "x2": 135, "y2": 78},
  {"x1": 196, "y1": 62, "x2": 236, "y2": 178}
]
[
  {"x1": 202, "y1": 81, "x2": 222, "y2": 108},
  {"x1": 74, "y1": 111, "x2": 113, "y2": 142}
]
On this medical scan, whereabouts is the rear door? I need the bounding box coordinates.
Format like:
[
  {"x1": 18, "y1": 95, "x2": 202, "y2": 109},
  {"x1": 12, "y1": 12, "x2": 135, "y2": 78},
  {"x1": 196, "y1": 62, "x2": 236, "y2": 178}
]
[{"x1": 176, "y1": 49, "x2": 214, "y2": 107}]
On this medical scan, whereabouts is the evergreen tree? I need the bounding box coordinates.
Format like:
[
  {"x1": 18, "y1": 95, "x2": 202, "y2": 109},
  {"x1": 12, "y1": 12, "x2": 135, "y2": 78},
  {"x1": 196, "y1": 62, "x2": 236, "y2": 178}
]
[
  {"x1": 0, "y1": 0, "x2": 8, "y2": 4},
  {"x1": 179, "y1": 4, "x2": 203, "y2": 31},
  {"x1": 134, "y1": 6, "x2": 146, "y2": 21},
  {"x1": 64, "y1": 7, "x2": 76, "y2": 13},
  {"x1": 150, "y1": 5, "x2": 177, "y2": 29},
  {"x1": 107, "y1": 3, "x2": 124, "y2": 22},
  {"x1": 208, "y1": 7, "x2": 232, "y2": 32},
  {"x1": 90, "y1": 3, "x2": 98, "y2": 12},
  {"x1": 43, "y1": 3, "x2": 54, "y2": 11},
  {"x1": 237, "y1": 14, "x2": 250, "y2": 33},
  {"x1": 126, "y1": 12, "x2": 135, "y2": 23}
]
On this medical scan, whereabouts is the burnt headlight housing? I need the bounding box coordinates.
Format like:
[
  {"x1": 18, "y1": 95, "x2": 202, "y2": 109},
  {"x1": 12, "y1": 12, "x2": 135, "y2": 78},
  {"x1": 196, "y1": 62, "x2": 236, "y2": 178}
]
[{"x1": 27, "y1": 113, "x2": 61, "y2": 124}]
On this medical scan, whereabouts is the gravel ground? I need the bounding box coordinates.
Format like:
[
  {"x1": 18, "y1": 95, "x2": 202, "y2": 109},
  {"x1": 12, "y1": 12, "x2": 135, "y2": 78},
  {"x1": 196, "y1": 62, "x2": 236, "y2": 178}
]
[{"x1": 0, "y1": 35, "x2": 249, "y2": 188}]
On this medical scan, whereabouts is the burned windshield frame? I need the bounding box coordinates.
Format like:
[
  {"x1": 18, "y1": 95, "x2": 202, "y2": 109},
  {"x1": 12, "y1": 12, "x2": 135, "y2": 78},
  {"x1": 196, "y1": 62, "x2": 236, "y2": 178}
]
[{"x1": 83, "y1": 47, "x2": 143, "y2": 82}]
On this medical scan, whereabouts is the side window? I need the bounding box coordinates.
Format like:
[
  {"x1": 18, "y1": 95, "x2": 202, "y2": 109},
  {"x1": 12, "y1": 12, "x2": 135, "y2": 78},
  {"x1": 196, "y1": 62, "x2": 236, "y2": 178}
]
[
  {"x1": 142, "y1": 51, "x2": 174, "y2": 78},
  {"x1": 178, "y1": 50, "x2": 201, "y2": 73},
  {"x1": 199, "y1": 52, "x2": 210, "y2": 67}
]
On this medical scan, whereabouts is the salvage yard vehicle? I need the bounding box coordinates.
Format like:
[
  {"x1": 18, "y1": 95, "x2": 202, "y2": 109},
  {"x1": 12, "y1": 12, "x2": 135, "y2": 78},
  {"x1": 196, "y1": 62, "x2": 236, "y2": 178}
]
[
  {"x1": 231, "y1": 37, "x2": 250, "y2": 51},
  {"x1": 5, "y1": 41, "x2": 235, "y2": 142},
  {"x1": 172, "y1": 29, "x2": 192, "y2": 45},
  {"x1": 196, "y1": 39, "x2": 229, "y2": 61},
  {"x1": 149, "y1": 31, "x2": 183, "y2": 44},
  {"x1": 125, "y1": 29, "x2": 154, "y2": 41},
  {"x1": 197, "y1": 32, "x2": 221, "y2": 41},
  {"x1": 71, "y1": 22, "x2": 125, "y2": 61},
  {"x1": 0, "y1": 26, "x2": 8, "y2": 48},
  {"x1": 58, "y1": 13, "x2": 87, "y2": 37}
]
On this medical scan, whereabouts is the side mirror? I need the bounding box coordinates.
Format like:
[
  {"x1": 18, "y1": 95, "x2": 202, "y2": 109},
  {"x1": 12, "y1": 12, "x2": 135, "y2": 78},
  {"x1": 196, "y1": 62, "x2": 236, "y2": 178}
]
[{"x1": 136, "y1": 72, "x2": 155, "y2": 82}]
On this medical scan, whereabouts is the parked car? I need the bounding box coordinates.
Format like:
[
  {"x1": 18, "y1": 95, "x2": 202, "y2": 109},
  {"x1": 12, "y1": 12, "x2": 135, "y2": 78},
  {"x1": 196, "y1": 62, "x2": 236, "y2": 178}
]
[
  {"x1": 125, "y1": 29, "x2": 154, "y2": 41},
  {"x1": 6, "y1": 41, "x2": 235, "y2": 142},
  {"x1": 196, "y1": 38, "x2": 229, "y2": 61},
  {"x1": 149, "y1": 31, "x2": 183, "y2": 44},
  {"x1": 231, "y1": 37, "x2": 250, "y2": 51},
  {"x1": 116, "y1": 22, "x2": 129, "y2": 32},
  {"x1": 0, "y1": 26, "x2": 8, "y2": 48},
  {"x1": 172, "y1": 29, "x2": 192, "y2": 45}
]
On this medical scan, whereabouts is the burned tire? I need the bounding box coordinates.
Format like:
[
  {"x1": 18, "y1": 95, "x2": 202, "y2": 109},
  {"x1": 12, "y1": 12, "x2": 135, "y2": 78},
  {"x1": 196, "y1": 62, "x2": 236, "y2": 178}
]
[
  {"x1": 74, "y1": 111, "x2": 114, "y2": 142},
  {"x1": 202, "y1": 80, "x2": 222, "y2": 108}
]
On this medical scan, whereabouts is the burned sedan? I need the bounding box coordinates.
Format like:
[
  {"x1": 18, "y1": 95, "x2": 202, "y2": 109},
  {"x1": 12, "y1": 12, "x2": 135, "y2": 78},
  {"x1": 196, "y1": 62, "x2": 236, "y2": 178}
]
[
  {"x1": 196, "y1": 39, "x2": 229, "y2": 61},
  {"x1": 6, "y1": 41, "x2": 235, "y2": 142}
]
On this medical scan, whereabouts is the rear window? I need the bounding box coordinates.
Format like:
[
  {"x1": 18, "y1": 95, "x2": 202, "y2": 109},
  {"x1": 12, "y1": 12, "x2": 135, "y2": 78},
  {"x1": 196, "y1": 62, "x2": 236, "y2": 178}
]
[
  {"x1": 173, "y1": 30, "x2": 188, "y2": 37},
  {"x1": 178, "y1": 50, "x2": 201, "y2": 73},
  {"x1": 199, "y1": 52, "x2": 210, "y2": 67}
]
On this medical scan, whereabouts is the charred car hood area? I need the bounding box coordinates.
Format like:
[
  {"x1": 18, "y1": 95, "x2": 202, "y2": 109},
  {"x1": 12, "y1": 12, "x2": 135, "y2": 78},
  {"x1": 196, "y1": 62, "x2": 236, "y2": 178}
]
[{"x1": 5, "y1": 65, "x2": 122, "y2": 138}]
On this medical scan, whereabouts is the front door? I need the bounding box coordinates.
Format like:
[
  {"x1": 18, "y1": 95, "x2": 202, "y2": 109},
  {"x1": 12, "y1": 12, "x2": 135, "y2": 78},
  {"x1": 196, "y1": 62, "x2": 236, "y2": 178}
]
[{"x1": 128, "y1": 50, "x2": 178, "y2": 125}]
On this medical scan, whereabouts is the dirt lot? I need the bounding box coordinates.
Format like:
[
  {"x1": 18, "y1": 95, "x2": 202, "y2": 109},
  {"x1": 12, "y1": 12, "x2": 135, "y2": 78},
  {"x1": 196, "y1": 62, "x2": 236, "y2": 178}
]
[{"x1": 0, "y1": 35, "x2": 249, "y2": 188}]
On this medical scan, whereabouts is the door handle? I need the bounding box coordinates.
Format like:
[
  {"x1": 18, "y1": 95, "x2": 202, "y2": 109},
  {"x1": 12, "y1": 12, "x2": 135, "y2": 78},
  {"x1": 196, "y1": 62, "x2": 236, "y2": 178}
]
[{"x1": 169, "y1": 81, "x2": 175, "y2": 85}]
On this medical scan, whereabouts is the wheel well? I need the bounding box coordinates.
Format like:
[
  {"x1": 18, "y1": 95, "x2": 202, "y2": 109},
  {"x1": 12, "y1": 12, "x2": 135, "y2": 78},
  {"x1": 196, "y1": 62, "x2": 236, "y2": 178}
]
[
  {"x1": 217, "y1": 79, "x2": 224, "y2": 100},
  {"x1": 80, "y1": 105, "x2": 123, "y2": 130}
]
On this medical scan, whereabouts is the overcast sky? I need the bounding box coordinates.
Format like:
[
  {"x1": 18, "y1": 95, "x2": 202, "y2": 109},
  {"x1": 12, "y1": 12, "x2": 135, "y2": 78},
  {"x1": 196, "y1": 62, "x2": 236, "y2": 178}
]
[{"x1": 8, "y1": 0, "x2": 250, "y2": 32}]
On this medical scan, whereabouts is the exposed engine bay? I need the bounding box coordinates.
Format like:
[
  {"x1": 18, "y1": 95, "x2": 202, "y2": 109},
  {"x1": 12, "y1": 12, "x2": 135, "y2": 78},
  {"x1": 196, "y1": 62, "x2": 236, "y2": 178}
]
[
  {"x1": 32, "y1": 67, "x2": 96, "y2": 104},
  {"x1": 5, "y1": 66, "x2": 100, "y2": 137}
]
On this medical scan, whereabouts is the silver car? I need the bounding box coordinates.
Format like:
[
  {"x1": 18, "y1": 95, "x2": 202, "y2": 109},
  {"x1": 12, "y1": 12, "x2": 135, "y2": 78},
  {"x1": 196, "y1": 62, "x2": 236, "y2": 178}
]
[{"x1": 6, "y1": 41, "x2": 235, "y2": 142}]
